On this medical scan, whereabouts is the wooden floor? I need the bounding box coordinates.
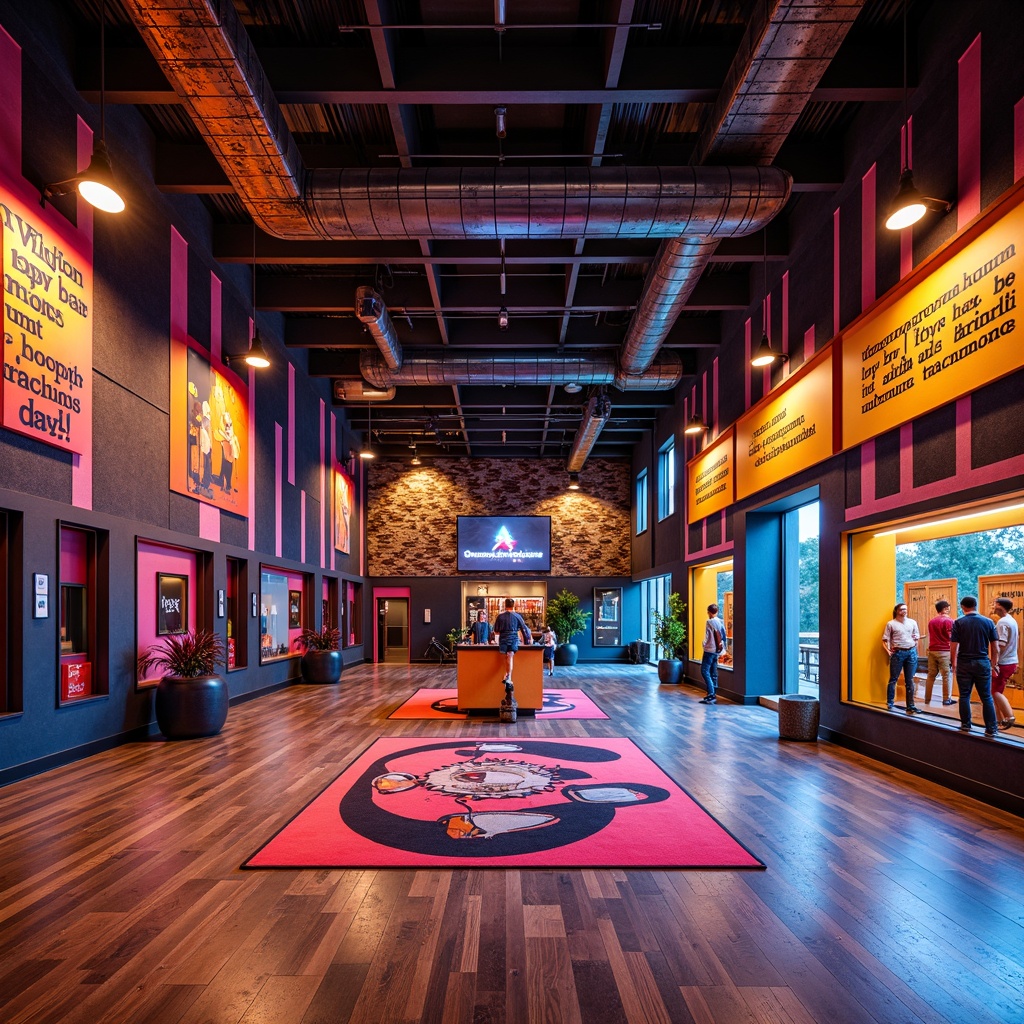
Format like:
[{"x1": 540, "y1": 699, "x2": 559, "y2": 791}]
[{"x1": 2, "y1": 663, "x2": 1023, "y2": 1024}]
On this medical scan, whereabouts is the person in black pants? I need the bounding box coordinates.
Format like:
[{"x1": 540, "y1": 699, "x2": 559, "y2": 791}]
[
  {"x1": 494, "y1": 598, "x2": 532, "y2": 685},
  {"x1": 950, "y1": 595, "x2": 1000, "y2": 738}
]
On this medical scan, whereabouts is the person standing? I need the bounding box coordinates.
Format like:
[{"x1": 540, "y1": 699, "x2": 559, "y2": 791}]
[
  {"x1": 990, "y1": 597, "x2": 1018, "y2": 731},
  {"x1": 494, "y1": 598, "x2": 532, "y2": 685},
  {"x1": 882, "y1": 602, "x2": 921, "y2": 713},
  {"x1": 700, "y1": 604, "x2": 726, "y2": 704},
  {"x1": 540, "y1": 624, "x2": 556, "y2": 676},
  {"x1": 924, "y1": 599, "x2": 955, "y2": 706},
  {"x1": 950, "y1": 595, "x2": 999, "y2": 737},
  {"x1": 469, "y1": 609, "x2": 493, "y2": 645}
]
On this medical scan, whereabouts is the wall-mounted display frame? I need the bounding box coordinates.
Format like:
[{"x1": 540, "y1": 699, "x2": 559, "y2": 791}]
[
  {"x1": 156, "y1": 573, "x2": 188, "y2": 635},
  {"x1": 58, "y1": 522, "x2": 109, "y2": 706},
  {"x1": 593, "y1": 587, "x2": 622, "y2": 647},
  {"x1": 288, "y1": 590, "x2": 302, "y2": 628}
]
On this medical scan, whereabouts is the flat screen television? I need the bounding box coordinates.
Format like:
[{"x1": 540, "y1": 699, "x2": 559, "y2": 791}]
[{"x1": 457, "y1": 515, "x2": 552, "y2": 572}]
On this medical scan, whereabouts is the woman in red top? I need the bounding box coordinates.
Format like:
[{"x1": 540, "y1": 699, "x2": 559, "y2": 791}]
[{"x1": 925, "y1": 599, "x2": 955, "y2": 706}]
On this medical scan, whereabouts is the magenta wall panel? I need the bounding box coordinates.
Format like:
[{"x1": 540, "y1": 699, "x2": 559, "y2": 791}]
[
  {"x1": 833, "y1": 208, "x2": 841, "y2": 336},
  {"x1": 275, "y1": 421, "x2": 283, "y2": 558},
  {"x1": 288, "y1": 362, "x2": 295, "y2": 485},
  {"x1": 958, "y1": 34, "x2": 982, "y2": 227},
  {"x1": 861, "y1": 163, "x2": 876, "y2": 312},
  {"x1": 900, "y1": 120, "x2": 914, "y2": 278},
  {"x1": 71, "y1": 115, "x2": 94, "y2": 511},
  {"x1": 247, "y1": 353, "x2": 256, "y2": 550},
  {"x1": 0, "y1": 28, "x2": 20, "y2": 177}
]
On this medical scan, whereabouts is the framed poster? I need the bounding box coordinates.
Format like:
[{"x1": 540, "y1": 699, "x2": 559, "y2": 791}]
[
  {"x1": 594, "y1": 587, "x2": 622, "y2": 647},
  {"x1": 157, "y1": 573, "x2": 188, "y2": 635},
  {"x1": 335, "y1": 467, "x2": 354, "y2": 554},
  {"x1": 289, "y1": 590, "x2": 302, "y2": 628}
]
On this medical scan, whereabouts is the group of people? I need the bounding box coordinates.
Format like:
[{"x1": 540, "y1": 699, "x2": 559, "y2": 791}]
[
  {"x1": 884, "y1": 596, "x2": 1018, "y2": 736},
  {"x1": 466, "y1": 602, "x2": 557, "y2": 684}
]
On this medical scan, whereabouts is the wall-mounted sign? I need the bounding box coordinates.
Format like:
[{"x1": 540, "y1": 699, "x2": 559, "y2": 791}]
[
  {"x1": 686, "y1": 429, "x2": 734, "y2": 524},
  {"x1": 169, "y1": 339, "x2": 250, "y2": 516},
  {"x1": 156, "y1": 572, "x2": 188, "y2": 635},
  {"x1": 735, "y1": 349, "x2": 835, "y2": 500},
  {"x1": 1, "y1": 188, "x2": 93, "y2": 455},
  {"x1": 842, "y1": 187, "x2": 1024, "y2": 449}
]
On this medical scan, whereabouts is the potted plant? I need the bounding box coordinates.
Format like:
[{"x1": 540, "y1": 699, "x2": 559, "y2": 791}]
[
  {"x1": 546, "y1": 588, "x2": 592, "y2": 667},
  {"x1": 297, "y1": 625, "x2": 343, "y2": 684},
  {"x1": 137, "y1": 629, "x2": 229, "y2": 739},
  {"x1": 652, "y1": 593, "x2": 687, "y2": 684}
]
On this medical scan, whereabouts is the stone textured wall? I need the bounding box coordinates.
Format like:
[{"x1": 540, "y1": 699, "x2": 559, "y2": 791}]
[{"x1": 367, "y1": 459, "x2": 631, "y2": 577}]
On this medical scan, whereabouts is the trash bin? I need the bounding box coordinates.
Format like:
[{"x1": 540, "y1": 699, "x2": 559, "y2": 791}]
[{"x1": 778, "y1": 694, "x2": 820, "y2": 741}]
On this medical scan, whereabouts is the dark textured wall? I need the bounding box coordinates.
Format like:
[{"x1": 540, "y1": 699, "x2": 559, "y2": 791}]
[{"x1": 367, "y1": 458, "x2": 631, "y2": 578}]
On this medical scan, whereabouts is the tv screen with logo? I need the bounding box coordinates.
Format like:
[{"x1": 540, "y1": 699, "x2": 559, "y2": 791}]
[{"x1": 457, "y1": 516, "x2": 552, "y2": 572}]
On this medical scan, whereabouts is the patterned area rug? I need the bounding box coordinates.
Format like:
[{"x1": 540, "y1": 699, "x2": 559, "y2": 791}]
[
  {"x1": 387, "y1": 687, "x2": 609, "y2": 720},
  {"x1": 245, "y1": 737, "x2": 764, "y2": 870}
]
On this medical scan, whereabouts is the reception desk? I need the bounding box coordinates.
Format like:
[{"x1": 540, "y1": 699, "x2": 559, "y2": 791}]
[{"x1": 455, "y1": 645, "x2": 543, "y2": 714}]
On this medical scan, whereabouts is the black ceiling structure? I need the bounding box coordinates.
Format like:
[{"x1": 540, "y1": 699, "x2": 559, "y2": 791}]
[{"x1": 69, "y1": 0, "x2": 915, "y2": 463}]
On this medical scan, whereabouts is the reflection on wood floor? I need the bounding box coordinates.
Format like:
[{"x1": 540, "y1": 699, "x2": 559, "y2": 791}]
[{"x1": 1, "y1": 662, "x2": 1023, "y2": 1024}]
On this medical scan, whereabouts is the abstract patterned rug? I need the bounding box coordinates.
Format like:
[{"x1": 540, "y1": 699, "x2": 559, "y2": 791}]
[
  {"x1": 387, "y1": 687, "x2": 609, "y2": 720},
  {"x1": 244, "y1": 737, "x2": 763, "y2": 870}
]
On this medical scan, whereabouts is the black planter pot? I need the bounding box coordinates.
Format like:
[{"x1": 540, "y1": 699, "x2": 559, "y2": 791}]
[
  {"x1": 554, "y1": 642, "x2": 579, "y2": 667},
  {"x1": 301, "y1": 649, "x2": 343, "y2": 684},
  {"x1": 155, "y1": 674, "x2": 229, "y2": 739},
  {"x1": 657, "y1": 659, "x2": 683, "y2": 684}
]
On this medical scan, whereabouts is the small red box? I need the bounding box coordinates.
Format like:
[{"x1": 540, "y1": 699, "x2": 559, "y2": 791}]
[
  {"x1": 227, "y1": 637, "x2": 236, "y2": 669},
  {"x1": 61, "y1": 661, "x2": 92, "y2": 701}
]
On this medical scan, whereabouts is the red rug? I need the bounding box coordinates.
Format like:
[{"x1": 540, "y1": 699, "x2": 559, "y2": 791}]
[
  {"x1": 387, "y1": 687, "x2": 609, "y2": 720},
  {"x1": 244, "y1": 737, "x2": 763, "y2": 869}
]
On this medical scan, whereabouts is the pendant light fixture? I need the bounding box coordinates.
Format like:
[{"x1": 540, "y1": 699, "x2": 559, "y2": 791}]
[
  {"x1": 885, "y1": 0, "x2": 950, "y2": 230},
  {"x1": 567, "y1": 472, "x2": 581, "y2": 491},
  {"x1": 42, "y1": 0, "x2": 125, "y2": 213},
  {"x1": 359, "y1": 402, "x2": 376, "y2": 459},
  {"x1": 750, "y1": 229, "x2": 787, "y2": 368},
  {"x1": 684, "y1": 414, "x2": 706, "y2": 435},
  {"x1": 243, "y1": 222, "x2": 270, "y2": 367}
]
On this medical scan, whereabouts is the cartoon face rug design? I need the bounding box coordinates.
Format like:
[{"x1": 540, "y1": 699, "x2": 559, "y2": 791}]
[
  {"x1": 245, "y1": 737, "x2": 764, "y2": 869},
  {"x1": 387, "y1": 688, "x2": 609, "y2": 720}
]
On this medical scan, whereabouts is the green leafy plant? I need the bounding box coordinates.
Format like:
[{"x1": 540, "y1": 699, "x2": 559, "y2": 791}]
[
  {"x1": 297, "y1": 625, "x2": 341, "y2": 651},
  {"x1": 446, "y1": 626, "x2": 465, "y2": 652},
  {"x1": 652, "y1": 593, "x2": 687, "y2": 660},
  {"x1": 137, "y1": 629, "x2": 226, "y2": 679},
  {"x1": 546, "y1": 589, "x2": 592, "y2": 645}
]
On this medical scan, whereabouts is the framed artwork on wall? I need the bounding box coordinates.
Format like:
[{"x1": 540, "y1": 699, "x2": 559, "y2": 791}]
[
  {"x1": 289, "y1": 590, "x2": 302, "y2": 628},
  {"x1": 157, "y1": 573, "x2": 188, "y2": 635},
  {"x1": 593, "y1": 587, "x2": 622, "y2": 646}
]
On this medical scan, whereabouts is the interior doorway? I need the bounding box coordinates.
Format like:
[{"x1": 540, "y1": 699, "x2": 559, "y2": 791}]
[
  {"x1": 784, "y1": 500, "x2": 820, "y2": 694},
  {"x1": 375, "y1": 595, "x2": 410, "y2": 663}
]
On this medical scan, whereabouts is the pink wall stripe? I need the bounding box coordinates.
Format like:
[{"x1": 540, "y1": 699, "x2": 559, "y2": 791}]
[
  {"x1": 199, "y1": 501, "x2": 219, "y2": 541},
  {"x1": 275, "y1": 422, "x2": 283, "y2": 558},
  {"x1": 359, "y1": 460, "x2": 366, "y2": 577},
  {"x1": 319, "y1": 399, "x2": 326, "y2": 569},
  {"x1": 247, "y1": 354, "x2": 256, "y2": 550},
  {"x1": 803, "y1": 325, "x2": 815, "y2": 363},
  {"x1": 712, "y1": 356, "x2": 719, "y2": 435},
  {"x1": 0, "y1": 28, "x2": 21, "y2": 177},
  {"x1": 900, "y1": 120, "x2": 914, "y2": 278},
  {"x1": 781, "y1": 271, "x2": 790, "y2": 377},
  {"x1": 701, "y1": 370, "x2": 707, "y2": 438},
  {"x1": 833, "y1": 208, "x2": 841, "y2": 336},
  {"x1": 761, "y1": 293, "x2": 771, "y2": 395},
  {"x1": 861, "y1": 163, "x2": 876, "y2": 312},
  {"x1": 300, "y1": 490, "x2": 307, "y2": 563},
  {"x1": 958, "y1": 34, "x2": 982, "y2": 228},
  {"x1": 71, "y1": 116, "x2": 94, "y2": 511},
  {"x1": 1016, "y1": 99, "x2": 1024, "y2": 182},
  {"x1": 170, "y1": 229, "x2": 188, "y2": 340},
  {"x1": 288, "y1": 362, "x2": 296, "y2": 485},
  {"x1": 744, "y1": 318, "x2": 752, "y2": 409},
  {"x1": 330, "y1": 410, "x2": 337, "y2": 571},
  {"x1": 209, "y1": 273, "x2": 222, "y2": 364}
]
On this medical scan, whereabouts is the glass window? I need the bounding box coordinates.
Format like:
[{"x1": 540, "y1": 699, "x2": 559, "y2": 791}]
[
  {"x1": 636, "y1": 470, "x2": 648, "y2": 534},
  {"x1": 58, "y1": 523, "x2": 107, "y2": 704},
  {"x1": 658, "y1": 439, "x2": 675, "y2": 521},
  {"x1": 226, "y1": 557, "x2": 247, "y2": 669}
]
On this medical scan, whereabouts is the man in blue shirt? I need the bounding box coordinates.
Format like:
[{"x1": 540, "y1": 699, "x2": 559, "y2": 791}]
[
  {"x1": 494, "y1": 598, "x2": 532, "y2": 685},
  {"x1": 469, "y1": 610, "x2": 493, "y2": 645},
  {"x1": 949, "y1": 595, "x2": 1000, "y2": 737}
]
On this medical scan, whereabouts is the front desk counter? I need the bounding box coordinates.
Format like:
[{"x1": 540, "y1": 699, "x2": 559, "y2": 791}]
[{"x1": 455, "y1": 644, "x2": 543, "y2": 714}]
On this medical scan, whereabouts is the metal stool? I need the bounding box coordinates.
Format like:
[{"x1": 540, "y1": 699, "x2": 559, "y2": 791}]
[{"x1": 778, "y1": 694, "x2": 820, "y2": 741}]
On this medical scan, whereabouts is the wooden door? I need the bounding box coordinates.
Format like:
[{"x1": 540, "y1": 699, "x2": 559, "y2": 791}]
[
  {"x1": 978, "y1": 574, "x2": 1024, "y2": 712},
  {"x1": 903, "y1": 579, "x2": 957, "y2": 660}
]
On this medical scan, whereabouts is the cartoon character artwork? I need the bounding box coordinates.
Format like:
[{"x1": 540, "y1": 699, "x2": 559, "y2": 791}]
[
  {"x1": 344, "y1": 739, "x2": 669, "y2": 857},
  {"x1": 335, "y1": 467, "x2": 353, "y2": 554}
]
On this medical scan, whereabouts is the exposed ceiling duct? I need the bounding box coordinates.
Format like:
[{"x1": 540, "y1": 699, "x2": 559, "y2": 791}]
[
  {"x1": 354, "y1": 286, "x2": 402, "y2": 371},
  {"x1": 333, "y1": 380, "x2": 396, "y2": 402},
  {"x1": 567, "y1": 393, "x2": 612, "y2": 474},
  {"x1": 359, "y1": 350, "x2": 682, "y2": 392}
]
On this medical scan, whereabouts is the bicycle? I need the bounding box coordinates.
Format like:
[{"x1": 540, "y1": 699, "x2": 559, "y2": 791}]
[{"x1": 423, "y1": 636, "x2": 457, "y2": 664}]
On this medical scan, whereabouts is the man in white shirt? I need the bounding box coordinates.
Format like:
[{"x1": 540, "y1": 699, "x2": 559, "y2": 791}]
[
  {"x1": 991, "y1": 597, "x2": 1018, "y2": 731},
  {"x1": 882, "y1": 602, "x2": 921, "y2": 713},
  {"x1": 700, "y1": 604, "x2": 726, "y2": 705}
]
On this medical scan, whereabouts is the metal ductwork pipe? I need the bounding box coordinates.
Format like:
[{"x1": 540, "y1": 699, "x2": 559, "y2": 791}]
[
  {"x1": 359, "y1": 350, "x2": 682, "y2": 392},
  {"x1": 354, "y1": 286, "x2": 403, "y2": 371},
  {"x1": 567, "y1": 394, "x2": 612, "y2": 473},
  {"x1": 307, "y1": 166, "x2": 790, "y2": 240},
  {"x1": 333, "y1": 380, "x2": 396, "y2": 402}
]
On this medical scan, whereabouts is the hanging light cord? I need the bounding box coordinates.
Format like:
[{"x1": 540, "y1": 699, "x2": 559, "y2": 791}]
[{"x1": 99, "y1": 0, "x2": 106, "y2": 140}]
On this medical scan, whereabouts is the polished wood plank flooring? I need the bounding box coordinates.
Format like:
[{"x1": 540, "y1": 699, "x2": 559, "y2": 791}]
[{"x1": 1, "y1": 663, "x2": 1023, "y2": 1024}]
